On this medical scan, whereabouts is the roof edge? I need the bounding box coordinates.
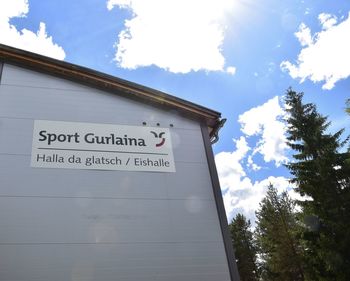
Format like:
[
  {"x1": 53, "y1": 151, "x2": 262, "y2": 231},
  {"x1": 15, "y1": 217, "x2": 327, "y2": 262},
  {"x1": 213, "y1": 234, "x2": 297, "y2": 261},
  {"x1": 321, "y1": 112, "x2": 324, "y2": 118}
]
[{"x1": 0, "y1": 44, "x2": 223, "y2": 132}]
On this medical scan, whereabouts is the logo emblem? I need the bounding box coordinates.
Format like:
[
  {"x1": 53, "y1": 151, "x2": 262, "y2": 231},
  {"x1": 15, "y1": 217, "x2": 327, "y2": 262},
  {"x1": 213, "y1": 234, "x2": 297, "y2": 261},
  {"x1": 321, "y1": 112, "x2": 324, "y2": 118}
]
[{"x1": 150, "y1": 131, "x2": 166, "y2": 147}]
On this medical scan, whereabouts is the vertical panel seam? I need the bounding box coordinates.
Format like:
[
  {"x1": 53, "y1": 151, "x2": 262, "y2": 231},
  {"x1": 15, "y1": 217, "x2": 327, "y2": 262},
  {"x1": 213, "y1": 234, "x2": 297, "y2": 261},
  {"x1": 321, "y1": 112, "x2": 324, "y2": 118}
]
[
  {"x1": 0, "y1": 61, "x2": 4, "y2": 84},
  {"x1": 200, "y1": 123, "x2": 240, "y2": 281}
]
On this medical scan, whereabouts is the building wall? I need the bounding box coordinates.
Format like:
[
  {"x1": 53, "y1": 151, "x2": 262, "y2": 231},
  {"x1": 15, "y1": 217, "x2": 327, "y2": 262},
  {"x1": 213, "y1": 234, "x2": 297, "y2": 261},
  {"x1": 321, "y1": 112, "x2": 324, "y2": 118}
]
[{"x1": 0, "y1": 64, "x2": 232, "y2": 281}]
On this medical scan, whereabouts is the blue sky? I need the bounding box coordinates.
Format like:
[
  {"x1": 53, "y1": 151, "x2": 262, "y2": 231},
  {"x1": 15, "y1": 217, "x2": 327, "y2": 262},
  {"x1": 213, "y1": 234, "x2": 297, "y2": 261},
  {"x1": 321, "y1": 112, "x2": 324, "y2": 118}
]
[{"x1": 1, "y1": 0, "x2": 349, "y2": 223}]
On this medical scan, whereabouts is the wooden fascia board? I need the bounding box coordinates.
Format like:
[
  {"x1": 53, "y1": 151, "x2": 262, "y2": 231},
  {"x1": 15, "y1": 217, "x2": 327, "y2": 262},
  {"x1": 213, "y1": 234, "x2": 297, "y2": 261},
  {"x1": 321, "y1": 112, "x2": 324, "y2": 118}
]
[{"x1": 0, "y1": 45, "x2": 221, "y2": 129}]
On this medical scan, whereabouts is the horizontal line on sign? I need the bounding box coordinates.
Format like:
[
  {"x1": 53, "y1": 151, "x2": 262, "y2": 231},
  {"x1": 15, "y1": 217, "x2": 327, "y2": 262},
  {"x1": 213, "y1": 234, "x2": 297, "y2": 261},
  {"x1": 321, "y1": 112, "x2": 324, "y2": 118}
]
[{"x1": 37, "y1": 147, "x2": 168, "y2": 156}]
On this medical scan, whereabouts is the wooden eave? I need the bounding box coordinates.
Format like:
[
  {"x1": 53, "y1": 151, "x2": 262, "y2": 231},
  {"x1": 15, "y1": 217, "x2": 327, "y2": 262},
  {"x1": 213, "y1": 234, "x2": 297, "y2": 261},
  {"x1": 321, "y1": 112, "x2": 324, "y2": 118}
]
[{"x1": 0, "y1": 44, "x2": 224, "y2": 141}]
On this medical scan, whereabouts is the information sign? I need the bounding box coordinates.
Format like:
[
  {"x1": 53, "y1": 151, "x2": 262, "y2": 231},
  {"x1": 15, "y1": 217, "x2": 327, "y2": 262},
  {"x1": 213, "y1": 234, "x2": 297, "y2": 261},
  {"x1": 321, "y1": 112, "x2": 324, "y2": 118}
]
[{"x1": 31, "y1": 120, "x2": 176, "y2": 172}]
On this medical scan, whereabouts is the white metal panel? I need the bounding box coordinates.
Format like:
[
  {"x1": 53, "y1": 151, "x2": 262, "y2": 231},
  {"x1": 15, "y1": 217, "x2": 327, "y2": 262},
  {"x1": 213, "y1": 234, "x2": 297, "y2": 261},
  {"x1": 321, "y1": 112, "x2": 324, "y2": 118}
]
[
  {"x1": 0, "y1": 155, "x2": 214, "y2": 200},
  {"x1": 0, "y1": 64, "x2": 200, "y2": 130},
  {"x1": 1, "y1": 63, "x2": 92, "y2": 91},
  {"x1": 0, "y1": 243, "x2": 230, "y2": 281},
  {"x1": 0, "y1": 63, "x2": 231, "y2": 281},
  {"x1": 0, "y1": 197, "x2": 221, "y2": 244}
]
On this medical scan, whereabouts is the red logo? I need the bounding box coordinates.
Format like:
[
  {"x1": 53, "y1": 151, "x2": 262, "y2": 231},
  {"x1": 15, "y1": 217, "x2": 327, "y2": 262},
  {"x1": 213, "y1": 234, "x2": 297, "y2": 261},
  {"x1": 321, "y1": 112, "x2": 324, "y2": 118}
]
[{"x1": 150, "y1": 131, "x2": 166, "y2": 147}]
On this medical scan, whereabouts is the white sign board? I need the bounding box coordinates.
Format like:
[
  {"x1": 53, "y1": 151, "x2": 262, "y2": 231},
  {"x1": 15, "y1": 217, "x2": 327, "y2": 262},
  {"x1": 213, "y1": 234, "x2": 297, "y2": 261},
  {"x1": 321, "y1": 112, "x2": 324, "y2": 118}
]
[{"x1": 31, "y1": 120, "x2": 176, "y2": 172}]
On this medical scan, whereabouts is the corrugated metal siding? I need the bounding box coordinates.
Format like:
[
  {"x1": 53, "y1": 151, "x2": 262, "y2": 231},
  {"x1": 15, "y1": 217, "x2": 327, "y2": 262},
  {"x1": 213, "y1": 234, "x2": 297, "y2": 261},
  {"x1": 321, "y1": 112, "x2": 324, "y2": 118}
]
[{"x1": 0, "y1": 64, "x2": 231, "y2": 281}]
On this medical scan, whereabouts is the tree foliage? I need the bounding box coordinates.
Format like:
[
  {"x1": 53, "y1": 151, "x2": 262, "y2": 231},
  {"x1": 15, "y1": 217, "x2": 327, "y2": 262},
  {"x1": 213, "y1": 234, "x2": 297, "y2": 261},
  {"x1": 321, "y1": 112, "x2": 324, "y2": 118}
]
[
  {"x1": 229, "y1": 213, "x2": 259, "y2": 281},
  {"x1": 228, "y1": 90, "x2": 350, "y2": 280},
  {"x1": 255, "y1": 184, "x2": 305, "y2": 281},
  {"x1": 284, "y1": 89, "x2": 350, "y2": 280}
]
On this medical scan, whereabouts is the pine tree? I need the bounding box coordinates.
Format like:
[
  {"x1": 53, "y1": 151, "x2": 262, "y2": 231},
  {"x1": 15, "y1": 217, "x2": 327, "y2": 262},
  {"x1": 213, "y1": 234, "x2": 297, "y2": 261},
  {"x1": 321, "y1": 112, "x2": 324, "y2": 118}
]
[
  {"x1": 284, "y1": 89, "x2": 350, "y2": 280},
  {"x1": 229, "y1": 213, "x2": 259, "y2": 281},
  {"x1": 255, "y1": 184, "x2": 305, "y2": 281}
]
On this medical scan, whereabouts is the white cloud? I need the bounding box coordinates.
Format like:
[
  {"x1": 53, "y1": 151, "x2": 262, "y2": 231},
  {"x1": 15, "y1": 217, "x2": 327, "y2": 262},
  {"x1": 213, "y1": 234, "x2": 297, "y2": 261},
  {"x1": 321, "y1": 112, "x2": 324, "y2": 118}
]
[
  {"x1": 318, "y1": 13, "x2": 337, "y2": 30},
  {"x1": 222, "y1": 175, "x2": 291, "y2": 223},
  {"x1": 215, "y1": 136, "x2": 250, "y2": 192},
  {"x1": 226, "y1": 66, "x2": 236, "y2": 75},
  {"x1": 281, "y1": 12, "x2": 350, "y2": 90},
  {"x1": 215, "y1": 97, "x2": 294, "y2": 223},
  {"x1": 217, "y1": 138, "x2": 293, "y2": 222},
  {"x1": 238, "y1": 96, "x2": 289, "y2": 166},
  {"x1": 294, "y1": 23, "x2": 313, "y2": 47},
  {"x1": 247, "y1": 155, "x2": 261, "y2": 171},
  {"x1": 107, "y1": 0, "x2": 235, "y2": 73},
  {"x1": 0, "y1": 0, "x2": 65, "y2": 60}
]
